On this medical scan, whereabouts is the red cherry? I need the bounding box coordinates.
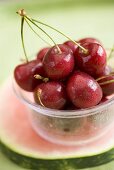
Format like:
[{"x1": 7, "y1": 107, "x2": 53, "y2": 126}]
[
  {"x1": 14, "y1": 59, "x2": 45, "y2": 91},
  {"x1": 98, "y1": 74, "x2": 114, "y2": 96},
  {"x1": 43, "y1": 44, "x2": 75, "y2": 80},
  {"x1": 75, "y1": 42, "x2": 107, "y2": 77},
  {"x1": 96, "y1": 65, "x2": 112, "y2": 78},
  {"x1": 63, "y1": 41, "x2": 78, "y2": 54},
  {"x1": 36, "y1": 47, "x2": 50, "y2": 61},
  {"x1": 64, "y1": 103, "x2": 78, "y2": 110},
  {"x1": 100, "y1": 96, "x2": 108, "y2": 103},
  {"x1": 66, "y1": 71, "x2": 103, "y2": 108},
  {"x1": 78, "y1": 37, "x2": 101, "y2": 44},
  {"x1": 34, "y1": 82, "x2": 67, "y2": 109}
]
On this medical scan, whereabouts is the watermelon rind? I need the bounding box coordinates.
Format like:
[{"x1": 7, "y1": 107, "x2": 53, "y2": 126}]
[{"x1": 1, "y1": 138, "x2": 114, "y2": 170}]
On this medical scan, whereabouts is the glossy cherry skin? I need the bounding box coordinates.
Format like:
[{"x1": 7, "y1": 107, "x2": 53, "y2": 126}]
[
  {"x1": 63, "y1": 41, "x2": 78, "y2": 54},
  {"x1": 14, "y1": 59, "x2": 45, "y2": 92},
  {"x1": 78, "y1": 37, "x2": 101, "y2": 44},
  {"x1": 75, "y1": 42, "x2": 107, "y2": 77},
  {"x1": 34, "y1": 81, "x2": 67, "y2": 109},
  {"x1": 37, "y1": 47, "x2": 50, "y2": 61},
  {"x1": 66, "y1": 71, "x2": 103, "y2": 108},
  {"x1": 43, "y1": 44, "x2": 75, "y2": 80},
  {"x1": 98, "y1": 74, "x2": 114, "y2": 96},
  {"x1": 96, "y1": 65, "x2": 112, "y2": 78},
  {"x1": 100, "y1": 96, "x2": 108, "y2": 103}
]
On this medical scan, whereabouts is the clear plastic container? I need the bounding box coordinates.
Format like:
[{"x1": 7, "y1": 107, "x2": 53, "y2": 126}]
[{"x1": 13, "y1": 79, "x2": 114, "y2": 146}]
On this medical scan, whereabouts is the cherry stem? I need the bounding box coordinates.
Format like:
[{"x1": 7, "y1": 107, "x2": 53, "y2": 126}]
[
  {"x1": 96, "y1": 73, "x2": 114, "y2": 82},
  {"x1": 20, "y1": 58, "x2": 26, "y2": 63},
  {"x1": 24, "y1": 18, "x2": 51, "y2": 46},
  {"x1": 34, "y1": 74, "x2": 49, "y2": 83},
  {"x1": 25, "y1": 16, "x2": 61, "y2": 54},
  {"x1": 108, "y1": 45, "x2": 114, "y2": 60},
  {"x1": 99, "y1": 79, "x2": 114, "y2": 86},
  {"x1": 37, "y1": 89, "x2": 45, "y2": 107},
  {"x1": 21, "y1": 17, "x2": 28, "y2": 63},
  {"x1": 16, "y1": 9, "x2": 26, "y2": 16},
  {"x1": 31, "y1": 18, "x2": 88, "y2": 54}
]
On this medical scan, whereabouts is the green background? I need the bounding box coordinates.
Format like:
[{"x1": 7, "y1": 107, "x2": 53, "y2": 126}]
[{"x1": 0, "y1": 0, "x2": 114, "y2": 169}]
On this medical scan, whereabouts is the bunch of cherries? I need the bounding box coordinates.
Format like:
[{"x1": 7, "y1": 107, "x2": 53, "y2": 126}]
[{"x1": 14, "y1": 9, "x2": 114, "y2": 110}]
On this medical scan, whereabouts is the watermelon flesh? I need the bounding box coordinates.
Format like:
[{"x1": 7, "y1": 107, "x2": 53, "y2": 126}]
[{"x1": 1, "y1": 78, "x2": 114, "y2": 169}]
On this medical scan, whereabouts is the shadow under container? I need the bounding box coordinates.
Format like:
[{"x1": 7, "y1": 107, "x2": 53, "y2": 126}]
[{"x1": 14, "y1": 81, "x2": 114, "y2": 146}]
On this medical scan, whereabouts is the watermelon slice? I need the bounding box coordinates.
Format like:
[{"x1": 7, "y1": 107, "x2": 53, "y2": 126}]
[{"x1": 1, "y1": 78, "x2": 114, "y2": 169}]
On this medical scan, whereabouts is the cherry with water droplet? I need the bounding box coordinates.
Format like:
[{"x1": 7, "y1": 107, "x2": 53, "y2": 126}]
[
  {"x1": 75, "y1": 42, "x2": 107, "y2": 77},
  {"x1": 66, "y1": 71, "x2": 103, "y2": 108},
  {"x1": 34, "y1": 81, "x2": 67, "y2": 109},
  {"x1": 43, "y1": 44, "x2": 75, "y2": 80}
]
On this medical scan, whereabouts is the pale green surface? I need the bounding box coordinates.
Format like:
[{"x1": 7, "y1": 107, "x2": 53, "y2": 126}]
[{"x1": 0, "y1": 1, "x2": 114, "y2": 169}]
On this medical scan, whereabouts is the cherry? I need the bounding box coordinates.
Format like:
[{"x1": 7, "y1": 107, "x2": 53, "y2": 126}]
[
  {"x1": 96, "y1": 65, "x2": 112, "y2": 78},
  {"x1": 34, "y1": 81, "x2": 67, "y2": 109},
  {"x1": 75, "y1": 42, "x2": 107, "y2": 77},
  {"x1": 43, "y1": 44, "x2": 75, "y2": 80},
  {"x1": 78, "y1": 37, "x2": 101, "y2": 44},
  {"x1": 98, "y1": 74, "x2": 114, "y2": 96},
  {"x1": 66, "y1": 71, "x2": 103, "y2": 108},
  {"x1": 63, "y1": 41, "x2": 78, "y2": 54},
  {"x1": 36, "y1": 47, "x2": 50, "y2": 61},
  {"x1": 64, "y1": 103, "x2": 78, "y2": 110},
  {"x1": 14, "y1": 59, "x2": 45, "y2": 91},
  {"x1": 100, "y1": 96, "x2": 108, "y2": 103}
]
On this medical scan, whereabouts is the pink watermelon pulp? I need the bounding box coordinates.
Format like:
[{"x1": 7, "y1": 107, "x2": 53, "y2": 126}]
[{"x1": 1, "y1": 78, "x2": 114, "y2": 169}]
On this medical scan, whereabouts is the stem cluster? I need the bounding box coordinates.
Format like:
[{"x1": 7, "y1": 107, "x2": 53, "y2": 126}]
[{"x1": 17, "y1": 9, "x2": 88, "y2": 62}]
